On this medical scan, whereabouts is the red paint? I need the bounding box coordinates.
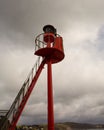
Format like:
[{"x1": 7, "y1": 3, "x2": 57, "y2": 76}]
[
  {"x1": 44, "y1": 33, "x2": 55, "y2": 43},
  {"x1": 47, "y1": 40, "x2": 54, "y2": 130},
  {"x1": 47, "y1": 60, "x2": 54, "y2": 130}
]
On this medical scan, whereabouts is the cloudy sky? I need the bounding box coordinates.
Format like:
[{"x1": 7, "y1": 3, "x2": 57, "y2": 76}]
[{"x1": 0, "y1": 0, "x2": 104, "y2": 125}]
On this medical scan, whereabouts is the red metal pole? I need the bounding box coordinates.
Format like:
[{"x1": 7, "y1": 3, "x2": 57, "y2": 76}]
[
  {"x1": 47, "y1": 40, "x2": 54, "y2": 130},
  {"x1": 47, "y1": 60, "x2": 54, "y2": 130}
]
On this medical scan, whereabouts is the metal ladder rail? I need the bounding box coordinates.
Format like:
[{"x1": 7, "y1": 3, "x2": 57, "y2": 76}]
[
  {"x1": 6, "y1": 57, "x2": 41, "y2": 120},
  {"x1": 9, "y1": 57, "x2": 46, "y2": 130},
  {"x1": 0, "y1": 57, "x2": 46, "y2": 130}
]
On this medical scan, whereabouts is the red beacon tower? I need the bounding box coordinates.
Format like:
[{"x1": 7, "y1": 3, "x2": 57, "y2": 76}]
[
  {"x1": 0, "y1": 25, "x2": 64, "y2": 130},
  {"x1": 35, "y1": 25, "x2": 65, "y2": 130}
]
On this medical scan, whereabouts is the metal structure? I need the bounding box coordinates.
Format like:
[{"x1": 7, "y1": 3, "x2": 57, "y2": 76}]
[{"x1": 0, "y1": 25, "x2": 64, "y2": 130}]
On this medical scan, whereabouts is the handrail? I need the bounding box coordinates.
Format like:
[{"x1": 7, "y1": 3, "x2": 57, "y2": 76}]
[
  {"x1": 0, "y1": 57, "x2": 45, "y2": 130},
  {"x1": 35, "y1": 33, "x2": 61, "y2": 52}
]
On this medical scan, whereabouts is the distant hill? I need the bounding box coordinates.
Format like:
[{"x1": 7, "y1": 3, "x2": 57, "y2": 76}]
[
  {"x1": 17, "y1": 122, "x2": 104, "y2": 130},
  {"x1": 63, "y1": 122, "x2": 104, "y2": 129}
]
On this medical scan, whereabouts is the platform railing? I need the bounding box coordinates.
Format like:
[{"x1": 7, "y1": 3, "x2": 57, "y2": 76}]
[
  {"x1": 35, "y1": 33, "x2": 61, "y2": 54},
  {"x1": 35, "y1": 33, "x2": 46, "y2": 52},
  {"x1": 0, "y1": 110, "x2": 8, "y2": 117}
]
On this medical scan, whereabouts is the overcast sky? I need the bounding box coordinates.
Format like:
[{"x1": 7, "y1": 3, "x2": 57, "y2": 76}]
[{"x1": 0, "y1": 0, "x2": 104, "y2": 125}]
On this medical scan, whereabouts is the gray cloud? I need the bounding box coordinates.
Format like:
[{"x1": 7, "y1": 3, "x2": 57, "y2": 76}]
[{"x1": 0, "y1": 0, "x2": 104, "y2": 125}]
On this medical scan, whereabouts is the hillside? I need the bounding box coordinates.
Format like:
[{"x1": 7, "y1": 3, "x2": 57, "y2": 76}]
[{"x1": 17, "y1": 122, "x2": 104, "y2": 130}]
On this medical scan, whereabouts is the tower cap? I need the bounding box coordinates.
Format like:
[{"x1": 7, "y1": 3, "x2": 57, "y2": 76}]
[{"x1": 43, "y1": 25, "x2": 56, "y2": 35}]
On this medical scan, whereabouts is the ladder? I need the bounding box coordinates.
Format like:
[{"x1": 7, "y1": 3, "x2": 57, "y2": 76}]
[{"x1": 0, "y1": 57, "x2": 46, "y2": 130}]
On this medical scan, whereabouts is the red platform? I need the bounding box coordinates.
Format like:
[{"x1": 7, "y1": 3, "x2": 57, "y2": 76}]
[{"x1": 35, "y1": 47, "x2": 64, "y2": 64}]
